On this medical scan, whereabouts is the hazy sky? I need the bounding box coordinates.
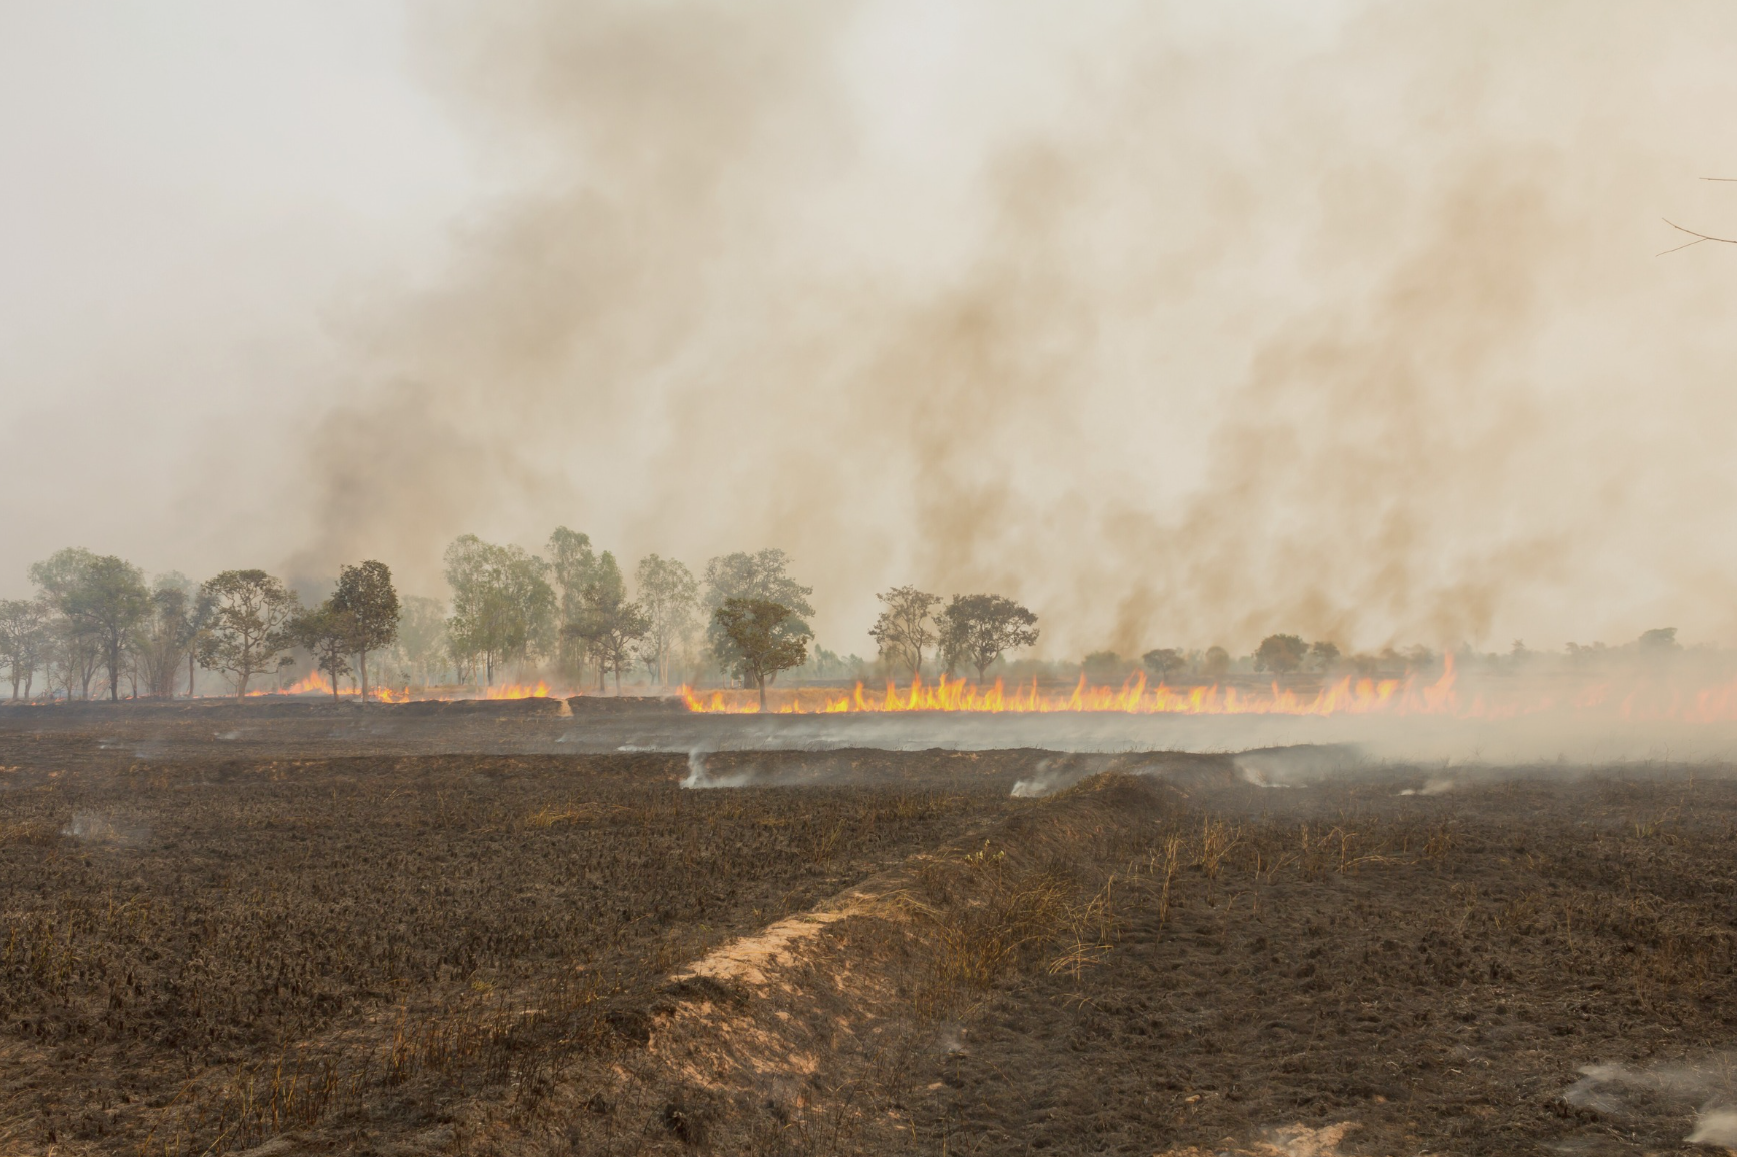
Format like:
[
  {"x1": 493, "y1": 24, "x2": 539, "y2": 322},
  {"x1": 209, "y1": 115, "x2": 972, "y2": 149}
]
[{"x1": 6, "y1": 1, "x2": 1737, "y2": 658}]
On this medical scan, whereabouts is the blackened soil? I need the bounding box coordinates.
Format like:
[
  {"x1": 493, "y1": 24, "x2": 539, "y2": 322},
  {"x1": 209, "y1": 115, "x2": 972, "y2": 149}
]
[
  {"x1": 901, "y1": 773, "x2": 1737, "y2": 1156},
  {"x1": 0, "y1": 738, "x2": 1029, "y2": 1155}
]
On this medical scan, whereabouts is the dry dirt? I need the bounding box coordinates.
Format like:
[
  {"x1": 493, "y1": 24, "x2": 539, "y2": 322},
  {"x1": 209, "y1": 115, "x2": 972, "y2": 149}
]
[{"x1": 2, "y1": 701, "x2": 1736, "y2": 1156}]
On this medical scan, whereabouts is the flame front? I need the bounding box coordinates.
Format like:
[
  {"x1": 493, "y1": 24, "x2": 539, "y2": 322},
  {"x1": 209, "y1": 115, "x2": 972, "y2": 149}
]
[
  {"x1": 680, "y1": 661, "x2": 1458, "y2": 716},
  {"x1": 677, "y1": 658, "x2": 1737, "y2": 722},
  {"x1": 250, "y1": 674, "x2": 550, "y2": 702}
]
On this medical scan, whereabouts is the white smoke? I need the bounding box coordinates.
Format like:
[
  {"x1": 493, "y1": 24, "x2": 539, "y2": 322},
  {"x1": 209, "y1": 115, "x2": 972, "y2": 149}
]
[{"x1": 1562, "y1": 1056, "x2": 1737, "y2": 1146}]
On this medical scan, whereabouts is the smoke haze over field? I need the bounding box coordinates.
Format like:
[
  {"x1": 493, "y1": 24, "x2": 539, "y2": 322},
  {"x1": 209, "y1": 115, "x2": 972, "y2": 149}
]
[{"x1": 7, "y1": 1, "x2": 1737, "y2": 656}]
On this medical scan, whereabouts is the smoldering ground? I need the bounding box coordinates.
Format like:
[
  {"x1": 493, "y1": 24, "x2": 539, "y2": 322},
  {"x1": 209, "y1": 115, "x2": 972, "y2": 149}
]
[{"x1": 1563, "y1": 1056, "x2": 1737, "y2": 1148}]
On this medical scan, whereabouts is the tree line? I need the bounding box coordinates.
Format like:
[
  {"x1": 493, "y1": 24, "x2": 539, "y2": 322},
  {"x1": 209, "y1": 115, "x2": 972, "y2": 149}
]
[
  {"x1": 0, "y1": 535, "x2": 840, "y2": 701},
  {"x1": 0, "y1": 549, "x2": 403, "y2": 701},
  {"x1": 18, "y1": 533, "x2": 1411, "y2": 704}
]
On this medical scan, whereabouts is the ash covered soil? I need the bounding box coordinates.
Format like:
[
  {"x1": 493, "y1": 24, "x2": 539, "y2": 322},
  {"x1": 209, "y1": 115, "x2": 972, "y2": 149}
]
[{"x1": 1, "y1": 702, "x2": 1735, "y2": 1155}]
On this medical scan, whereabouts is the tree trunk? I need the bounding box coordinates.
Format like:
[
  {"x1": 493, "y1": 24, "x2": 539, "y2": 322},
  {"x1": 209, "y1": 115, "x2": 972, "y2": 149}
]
[
  {"x1": 359, "y1": 650, "x2": 368, "y2": 702},
  {"x1": 756, "y1": 676, "x2": 766, "y2": 711},
  {"x1": 188, "y1": 651, "x2": 196, "y2": 698},
  {"x1": 237, "y1": 668, "x2": 250, "y2": 697},
  {"x1": 331, "y1": 667, "x2": 340, "y2": 702}
]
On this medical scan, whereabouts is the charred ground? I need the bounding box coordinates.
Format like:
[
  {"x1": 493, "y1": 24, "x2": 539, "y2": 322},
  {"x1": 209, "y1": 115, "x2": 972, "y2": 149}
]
[{"x1": 1, "y1": 702, "x2": 1734, "y2": 1155}]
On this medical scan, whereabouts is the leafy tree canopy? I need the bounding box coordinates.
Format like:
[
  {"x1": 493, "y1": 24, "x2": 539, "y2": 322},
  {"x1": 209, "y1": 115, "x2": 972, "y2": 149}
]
[
  {"x1": 197, "y1": 570, "x2": 301, "y2": 696},
  {"x1": 711, "y1": 597, "x2": 811, "y2": 708},
  {"x1": 332, "y1": 559, "x2": 400, "y2": 698},
  {"x1": 443, "y1": 535, "x2": 555, "y2": 685},
  {"x1": 1142, "y1": 648, "x2": 1187, "y2": 680},
  {"x1": 937, "y1": 594, "x2": 1039, "y2": 682},
  {"x1": 1254, "y1": 633, "x2": 1308, "y2": 675}
]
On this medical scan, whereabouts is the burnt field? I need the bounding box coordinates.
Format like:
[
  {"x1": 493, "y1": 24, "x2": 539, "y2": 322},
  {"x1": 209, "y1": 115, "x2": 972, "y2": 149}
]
[{"x1": 2, "y1": 705, "x2": 1737, "y2": 1155}]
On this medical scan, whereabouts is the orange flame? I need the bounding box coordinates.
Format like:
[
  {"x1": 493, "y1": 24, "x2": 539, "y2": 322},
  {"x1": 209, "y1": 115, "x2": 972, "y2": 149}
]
[
  {"x1": 480, "y1": 681, "x2": 552, "y2": 700},
  {"x1": 680, "y1": 657, "x2": 1737, "y2": 722},
  {"x1": 248, "y1": 673, "x2": 552, "y2": 702},
  {"x1": 681, "y1": 660, "x2": 1461, "y2": 716}
]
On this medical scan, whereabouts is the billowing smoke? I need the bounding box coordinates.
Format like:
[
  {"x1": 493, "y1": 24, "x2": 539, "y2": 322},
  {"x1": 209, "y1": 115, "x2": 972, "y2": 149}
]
[
  {"x1": 288, "y1": 0, "x2": 1737, "y2": 656},
  {"x1": 12, "y1": 2, "x2": 1737, "y2": 660}
]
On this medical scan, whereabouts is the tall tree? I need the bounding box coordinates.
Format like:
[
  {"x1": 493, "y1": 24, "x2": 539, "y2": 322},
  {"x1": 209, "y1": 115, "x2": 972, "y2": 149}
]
[
  {"x1": 443, "y1": 535, "x2": 556, "y2": 685},
  {"x1": 566, "y1": 552, "x2": 650, "y2": 690},
  {"x1": 703, "y1": 550, "x2": 813, "y2": 681},
  {"x1": 936, "y1": 594, "x2": 1040, "y2": 682},
  {"x1": 389, "y1": 595, "x2": 449, "y2": 687},
  {"x1": 548, "y1": 527, "x2": 599, "y2": 677},
  {"x1": 29, "y1": 550, "x2": 151, "y2": 701},
  {"x1": 288, "y1": 604, "x2": 355, "y2": 701},
  {"x1": 29, "y1": 549, "x2": 102, "y2": 698},
  {"x1": 132, "y1": 576, "x2": 197, "y2": 698},
  {"x1": 1142, "y1": 648, "x2": 1187, "y2": 681},
  {"x1": 634, "y1": 554, "x2": 698, "y2": 686},
  {"x1": 1254, "y1": 634, "x2": 1308, "y2": 675},
  {"x1": 331, "y1": 560, "x2": 400, "y2": 701},
  {"x1": 185, "y1": 586, "x2": 217, "y2": 696},
  {"x1": 197, "y1": 570, "x2": 300, "y2": 695},
  {"x1": 710, "y1": 598, "x2": 812, "y2": 710},
  {"x1": 0, "y1": 599, "x2": 49, "y2": 700},
  {"x1": 868, "y1": 586, "x2": 940, "y2": 678}
]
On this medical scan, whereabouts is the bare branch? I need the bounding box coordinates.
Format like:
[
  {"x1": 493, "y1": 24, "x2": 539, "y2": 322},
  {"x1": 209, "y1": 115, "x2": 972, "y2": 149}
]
[{"x1": 1658, "y1": 218, "x2": 1737, "y2": 256}]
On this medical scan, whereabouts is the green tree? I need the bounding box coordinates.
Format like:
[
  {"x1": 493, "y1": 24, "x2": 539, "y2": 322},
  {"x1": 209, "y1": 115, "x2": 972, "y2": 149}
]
[
  {"x1": 566, "y1": 552, "x2": 650, "y2": 690},
  {"x1": 1142, "y1": 647, "x2": 1187, "y2": 681},
  {"x1": 131, "y1": 575, "x2": 198, "y2": 698},
  {"x1": 1254, "y1": 633, "x2": 1308, "y2": 675},
  {"x1": 867, "y1": 586, "x2": 940, "y2": 678},
  {"x1": 29, "y1": 548, "x2": 103, "y2": 698},
  {"x1": 197, "y1": 570, "x2": 301, "y2": 695},
  {"x1": 548, "y1": 527, "x2": 600, "y2": 676},
  {"x1": 711, "y1": 598, "x2": 812, "y2": 709},
  {"x1": 443, "y1": 535, "x2": 556, "y2": 685},
  {"x1": 634, "y1": 554, "x2": 698, "y2": 686},
  {"x1": 331, "y1": 560, "x2": 400, "y2": 701},
  {"x1": 29, "y1": 549, "x2": 151, "y2": 701},
  {"x1": 936, "y1": 594, "x2": 1039, "y2": 682},
  {"x1": 184, "y1": 585, "x2": 217, "y2": 696},
  {"x1": 288, "y1": 604, "x2": 355, "y2": 701},
  {"x1": 0, "y1": 599, "x2": 49, "y2": 700},
  {"x1": 703, "y1": 550, "x2": 814, "y2": 678}
]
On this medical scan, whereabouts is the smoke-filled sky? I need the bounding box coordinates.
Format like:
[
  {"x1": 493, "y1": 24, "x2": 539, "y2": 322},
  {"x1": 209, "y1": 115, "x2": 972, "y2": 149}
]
[{"x1": 6, "y1": 0, "x2": 1737, "y2": 657}]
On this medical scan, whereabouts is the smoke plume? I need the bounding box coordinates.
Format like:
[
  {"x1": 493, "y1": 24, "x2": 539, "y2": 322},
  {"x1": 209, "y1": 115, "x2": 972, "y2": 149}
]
[{"x1": 21, "y1": 1, "x2": 1737, "y2": 659}]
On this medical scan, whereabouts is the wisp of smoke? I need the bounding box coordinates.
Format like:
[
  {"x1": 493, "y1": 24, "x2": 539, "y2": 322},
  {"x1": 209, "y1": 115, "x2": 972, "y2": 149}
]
[{"x1": 1562, "y1": 1055, "x2": 1737, "y2": 1145}]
